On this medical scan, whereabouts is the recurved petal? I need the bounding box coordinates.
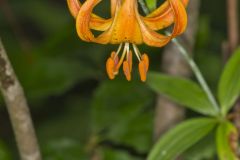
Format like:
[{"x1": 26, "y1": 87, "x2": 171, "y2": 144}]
[
  {"x1": 76, "y1": 0, "x2": 114, "y2": 43},
  {"x1": 67, "y1": 0, "x2": 81, "y2": 18},
  {"x1": 137, "y1": 18, "x2": 170, "y2": 47},
  {"x1": 111, "y1": 0, "x2": 118, "y2": 16},
  {"x1": 67, "y1": 0, "x2": 111, "y2": 31},
  {"x1": 147, "y1": 0, "x2": 188, "y2": 18},
  {"x1": 170, "y1": 0, "x2": 188, "y2": 36},
  {"x1": 137, "y1": 0, "x2": 187, "y2": 47},
  {"x1": 143, "y1": 0, "x2": 189, "y2": 31},
  {"x1": 90, "y1": 16, "x2": 112, "y2": 31}
]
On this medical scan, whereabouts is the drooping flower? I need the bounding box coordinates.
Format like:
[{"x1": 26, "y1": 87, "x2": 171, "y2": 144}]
[{"x1": 67, "y1": 0, "x2": 189, "y2": 81}]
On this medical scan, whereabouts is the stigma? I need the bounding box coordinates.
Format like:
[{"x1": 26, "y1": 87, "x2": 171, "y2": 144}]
[{"x1": 106, "y1": 43, "x2": 149, "y2": 82}]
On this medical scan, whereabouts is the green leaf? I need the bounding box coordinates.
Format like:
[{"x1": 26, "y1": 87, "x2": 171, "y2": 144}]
[
  {"x1": 147, "y1": 72, "x2": 217, "y2": 116},
  {"x1": 216, "y1": 121, "x2": 238, "y2": 160},
  {"x1": 218, "y1": 48, "x2": 240, "y2": 115},
  {"x1": 91, "y1": 80, "x2": 154, "y2": 152},
  {"x1": 147, "y1": 118, "x2": 217, "y2": 160},
  {"x1": 43, "y1": 138, "x2": 88, "y2": 160},
  {"x1": 181, "y1": 132, "x2": 216, "y2": 160},
  {"x1": 99, "y1": 147, "x2": 140, "y2": 160},
  {"x1": 146, "y1": 0, "x2": 157, "y2": 11},
  {"x1": 0, "y1": 140, "x2": 11, "y2": 160}
]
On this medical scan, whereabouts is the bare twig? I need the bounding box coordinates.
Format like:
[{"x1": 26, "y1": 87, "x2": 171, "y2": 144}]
[
  {"x1": 227, "y1": 0, "x2": 239, "y2": 54},
  {"x1": 0, "y1": 39, "x2": 41, "y2": 160}
]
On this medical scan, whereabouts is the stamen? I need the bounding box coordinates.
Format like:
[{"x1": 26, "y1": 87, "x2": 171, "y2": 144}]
[
  {"x1": 114, "y1": 43, "x2": 123, "y2": 59},
  {"x1": 116, "y1": 42, "x2": 129, "y2": 70},
  {"x1": 106, "y1": 43, "x2": 149, "y2": 82},
  {"x1": 111, "y1": 51, "x2": 119, "y2": 67},
  {"x1": 132, "y1": 44, "x2": 141, "y2": 61},
  {"x1": 139, "y1": 61, "x2": 147, "y2": 82},
  {"x1": 138, "y1": 54, "x2": 149, "y2": 82},
  {"x1": 123, "y1": 49, "x2": 133, "y2": 81},
  {"x1": 123, "y1": 61, "x2": 131, "y2": 81},
  {"x1": 141, "y1": 54, "x2": 149, "y2": 71},
  {"x1": 106, "y1": 57, "x2": 116, "y2": 80},
  {"x1": 127, "y1": 50, "x2": 133, "y2": 72}
]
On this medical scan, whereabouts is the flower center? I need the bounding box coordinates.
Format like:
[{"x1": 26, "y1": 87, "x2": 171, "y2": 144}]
[{"x1": 106, "y1": 42, "x2": 149, "y2": 82}]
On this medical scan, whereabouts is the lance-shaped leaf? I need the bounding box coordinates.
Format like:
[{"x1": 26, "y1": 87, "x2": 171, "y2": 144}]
[
  {"x1": 147, "y1": 72, "x2": 217, "y2": 116},
  {"x1": 147, "y1": 118, "x2": 217, "y2": 160},
  {"x1": 218, "y1": 47, "x2": 240, "y2": 115}
]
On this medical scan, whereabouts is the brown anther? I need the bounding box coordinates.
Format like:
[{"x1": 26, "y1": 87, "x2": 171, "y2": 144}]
[
  {"x1": 141, "y1": 54, "x2": 149, "y2": 71},
  {"x1": 138, "y1": 54, "x2": 149, "y2": 82},
  {"x1": 110, "y1": 51, "x2": 119, "y2": 74},
  {"x1": 123, "y1": 61, "x2": 131, "y2": 81},
  {"x1": 111, "y1": 51, "x2": 119, "y2": 66},
  {"x1": 128, "y1": 50, "x2": 133, "y2": 73},
  {"x1": 106, "y1": 57, "x2": 115, "y2": 80}
]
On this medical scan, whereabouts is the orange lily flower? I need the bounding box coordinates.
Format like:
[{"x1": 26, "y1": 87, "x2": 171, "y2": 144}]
[{"x1": 67, "y1": 0, "x2": 189, "y2": 81}]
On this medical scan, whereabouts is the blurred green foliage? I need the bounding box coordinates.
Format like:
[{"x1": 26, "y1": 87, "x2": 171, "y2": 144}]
[{"x1": 0, "y1": 0, "x2": 239, "y2": 159}]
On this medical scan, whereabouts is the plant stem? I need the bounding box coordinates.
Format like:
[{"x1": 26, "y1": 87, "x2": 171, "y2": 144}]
[
  {"x1": 171, "y1": 38, "x2": 220, "y2": 113},
  {"x1": 138, "y1": 0, "x2": 220, "y2": 114},
  {"x1": 227, "y1": 0, "x2": 239, "y2": 54}
]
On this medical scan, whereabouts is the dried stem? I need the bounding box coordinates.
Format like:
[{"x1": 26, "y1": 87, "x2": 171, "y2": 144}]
[
  {"x1": 0, "y1": 39, "x2": 41, "y2": 160},
  {"x1": 227, "y1": 0, "x2": 239, "y2": 54}
]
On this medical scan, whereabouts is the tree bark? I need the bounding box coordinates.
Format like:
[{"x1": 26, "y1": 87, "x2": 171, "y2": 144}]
[{"x1": 0, "y1": 39, "x2": 41, "y2": 160}]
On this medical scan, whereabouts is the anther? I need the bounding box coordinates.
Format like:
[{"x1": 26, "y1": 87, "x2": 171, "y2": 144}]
[
  {"x1": 138, "y1": 54, "x2": 149, "y2": 82},
  {"x1": 123, "y1": 61, "x2": 131, "y2": 81},
  {"x1": 106, "y1": 57, "x2": 116, "y2": 79}
]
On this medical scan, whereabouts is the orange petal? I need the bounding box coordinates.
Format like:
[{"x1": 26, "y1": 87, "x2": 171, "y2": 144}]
[
  {"x1": 111, "y1": 51, "x2": 119, "y2": 67},
  {"x1": 67, "y1": 0, "x2": 81, "y2": 18},
  {"x1": 138, "y1": 61, "x2": 147, "y2": 82},
  {"x1": 90, "y1": 16, "x2": 112, "y2": 31},
  {"x1": 146, "y1": 0, "x2": 188, "y2": 18},
  {"x1": 111, "y1": 0, "x2": 118, "y2": 16},
  {"x1": 67, "y1": 0, "x2": 111, "y2": 31},
  {"x1": 136, "y1": 0, "x2": 188, "y2": 47},
  {"x1": 76, "y1": 0, "x2": 120, "y2": 44},
  {"x1": 76, "y1": 0, "x2": 107, "y2": 43},
  {"x1": 170, "y1": 0, "x2": 188, "y2": 36},
  {"x1": 143, "y1": 0, "x2": 189, "y2": 31},
  {"x1": 106, "y1": 57, "x2": 115, "y2": 80},
  {"x1": 123, "y1": 61, "x2": 131, "y2": 81},
  {"x1": 108, "y1": 0, "x2": 143, "y2": 44}
]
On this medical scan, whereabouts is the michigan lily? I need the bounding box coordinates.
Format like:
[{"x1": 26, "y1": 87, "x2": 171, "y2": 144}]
[{"x1": 67, "y1": 0, "x2": 188, "y2": 81}]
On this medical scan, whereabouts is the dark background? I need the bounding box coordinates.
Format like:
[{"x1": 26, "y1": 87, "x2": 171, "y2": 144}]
[{"x1": 0, "y1": 0, "x2": 238, "y2": 159}]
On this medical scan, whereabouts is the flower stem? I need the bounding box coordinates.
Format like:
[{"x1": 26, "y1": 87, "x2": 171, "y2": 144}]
[
  {"x1": 138, "y1": 0, "x2": 220, "y2": 114},
  {"x1": 171, "y1": 38, "x2": 220, "y2": 114}
]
